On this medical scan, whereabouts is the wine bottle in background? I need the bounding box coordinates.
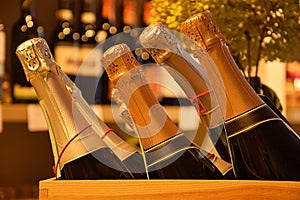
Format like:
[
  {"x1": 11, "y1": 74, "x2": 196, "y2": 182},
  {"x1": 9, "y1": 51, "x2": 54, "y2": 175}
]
[
  {"x1": 94, "y1": 0, "x2": 117, "y2": 104},
  {"x1": 181, "y1": 11, "x2": 300, "y2": 180},
  {"x1": 10, "y1": 0, "x2": 45, "y2": 103},
  {"x1": 16, "y1": 38, "x2": 148, "y2": 179},
  {"x1": 120, "y1": 0, "x2": 149, "y2": 64},
  {"x1": 97, "y1": 0, "x2": 118, "y2": 39},
  {"x1": 139, "y1": 22, "x2": 233, "y2": 177},
  {"x1": 73, "y1": 0, "x2": 100, "y2": 104},
  {"x1": 102, "y1": 43, "x2": 224, "y2": 179},
  {"x1": 132, "y1": 0, "x2": 152, "y2": 28},
  {"x1": 0, "y1": 21, "x2": 5, "y2": 102},
  {"x1": 95, "y1": 0, "x2": 107, "y2": 43},
  {"x1": 120, "y1": 0, "x2": 139, "y2": 32},
  {"x1": 51, "y1": 0, "x2": 81, "y2": 82}
]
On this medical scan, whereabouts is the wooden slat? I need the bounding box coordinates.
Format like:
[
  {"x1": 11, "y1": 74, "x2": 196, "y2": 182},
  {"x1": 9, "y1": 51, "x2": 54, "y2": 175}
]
[{"x1": 39, "y1": 178, "x2": 300, "y2": 200}]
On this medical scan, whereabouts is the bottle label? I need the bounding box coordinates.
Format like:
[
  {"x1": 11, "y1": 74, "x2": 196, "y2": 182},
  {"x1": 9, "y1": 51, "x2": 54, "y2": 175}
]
[
  {"x1": 225, "y1": 104, "x2": 281, "y2": 138},
  {"x1": 55, "y1": 42, "x2": 103, "y2": 77},
  {"x1": 55, "y1": 9, "x2": 73, "y2": 21},
  {"x1": 13, "y1": 84, "x2": 38, "y2": 100},
  {"x1": 81, "y1": 12, "x2": 96, "y2": 24},
  {"x1": 54, "y1": 42, "x2": 81, "y2": 76},
  {"x1": 79, "y1": 44, "x2": 103, "y2": 77}
]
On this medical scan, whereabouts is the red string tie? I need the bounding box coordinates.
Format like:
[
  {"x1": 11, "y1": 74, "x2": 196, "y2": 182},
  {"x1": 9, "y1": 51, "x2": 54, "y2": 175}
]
[
  {"x1": 101, "y1": 128, "x2": 113, "y2": 139},
  {"x1": 188, "y1": 90, "x2": 212, "y2": 115},
  {"x1": 52, "y1": 124, "x2": 92, "y2": 179}
]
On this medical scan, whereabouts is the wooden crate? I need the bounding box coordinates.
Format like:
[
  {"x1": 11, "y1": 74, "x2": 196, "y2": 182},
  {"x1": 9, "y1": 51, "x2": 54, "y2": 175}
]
[{"x1": 39, "y1": 178, "x2": 300, "y2": 200}]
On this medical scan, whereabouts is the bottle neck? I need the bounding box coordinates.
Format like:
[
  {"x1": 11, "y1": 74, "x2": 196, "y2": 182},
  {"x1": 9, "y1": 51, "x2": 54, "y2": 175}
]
[
  {"x1": 181, "y1": 12, "x2": 264, "y2": 120},
  {"x1": 57, "y1": 0, "x2": 74, "y2": 21},
  {"x1": 81, "y1": 15, "x2": 96, "y2": 43},
  {"x1": 122, "y1": 0, "x2": 137, "y2": 31},
  {"x1": 18, "y1": 0, "x2": 44, "y2": 37},
  {"x1": 20, "y1": 0, "x2": 34, "y2": 23},
  {"x1": 95, "y1": 0, "x2": 118, "y2": 42},
  {"x1": 21, "y1": 0, "x2": 33, "y2": 16},
  {"x1": 161, "y1": 52, "x2": 215, "y2": 125},
  {"x1": 207, "y1": 39, "x2": 264, "y2": 120},
  {"x1": 81, "y1": 0, "x2": 97, "y2": 43},
  {"x1": 114, "y1": 67, "x2": 181, "y2": 150}
]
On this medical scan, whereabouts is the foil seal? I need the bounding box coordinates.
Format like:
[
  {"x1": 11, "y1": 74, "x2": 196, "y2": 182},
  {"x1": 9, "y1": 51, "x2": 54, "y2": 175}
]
[
  {"x1": 181, "y1": 11, "x2": 226, "y2": 50},
  {"x1": 139, "y1": 22, "x2": 180, "y2": 64},
  {"x1": 15, "y1": 37, "x2": 56, "y2": 81},
  {"x1": 101, "y1": 43, "x2": 139, "y2": 84}
]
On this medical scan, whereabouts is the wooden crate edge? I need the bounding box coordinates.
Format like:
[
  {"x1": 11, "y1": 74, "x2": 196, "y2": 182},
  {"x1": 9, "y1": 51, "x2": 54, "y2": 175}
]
[{"x1": 39, "y1": 178, "x2": 300, "y2": 200}]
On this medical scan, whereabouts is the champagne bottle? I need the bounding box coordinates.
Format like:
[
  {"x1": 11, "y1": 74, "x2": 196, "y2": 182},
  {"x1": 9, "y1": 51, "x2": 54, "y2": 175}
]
[
  {"x1": 10, "y1": 0, "x2": 44, "y2": 103},
  {"x1": 181, "y1": 11, "x2": 300, "y2": 180},
  {"x1": 139, "y1": 23, "x2": 233, "y2": 177},
  {"x1": 102, "y1": 43, "x2": 224, "y2": 179},
  {"x1": 15, "y1": 37, "x2": 147, "y2": 179}
]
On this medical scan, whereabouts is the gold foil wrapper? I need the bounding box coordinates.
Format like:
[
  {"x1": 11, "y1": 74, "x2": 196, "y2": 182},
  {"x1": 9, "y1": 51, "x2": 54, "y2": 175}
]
[
  {"x1": 101, "y1": 43, "x2": 139, "y2": 84},
  {"x1": 181, "y1": 11, "x2": 226, "y2": 50},
  {"x1": 15, "y1": 38, "x2": 56, "y2": 81}
]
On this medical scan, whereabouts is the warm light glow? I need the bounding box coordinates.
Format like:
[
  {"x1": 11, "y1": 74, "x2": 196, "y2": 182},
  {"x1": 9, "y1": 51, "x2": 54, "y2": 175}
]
[
  {"x1": 141, "y1": 52, "x2": 150, "y2": 60},
  {"x1": 135, "y1": 48, "x2": 143, "y2": 56},
  {"x1": 25, "y1": 15, "x2": 32, "y2": 23},
  {"x1": 95, "y1": 30, "x2": 107, "y2": 43},
  {"x1": 27, "y1": 21, "x2": 34, "y2": 28},
  {"x1": 123, "y1": 25, "x2": 131, "y2": 33},
  {"x1": 109, "y1": 26, "x2": 117, "y2": 35},
  {"x1": 73, "y1": 32, "x2": 80, "y2": 40},
  {"x1": 63, "y1": 27, "x2": 71, "y2": 35},
  {"x1": 86, "y1": 29, "x2": 95, "y2": 37},
  {"x1": 102, "y1": 23, "x2": 110, "y2": 30},
  {"x1": 294, "y1": 78, "x2": 300, "y2": 91},
  {"x1": 81, "y1": 34, "x2": 88, "y2": 42},
  {"x1": 58, "y1": 32, "x2": 64, "y2": 39},
  {"x1": 21, "y1": 25, "x2": 27, "y2": 32}
]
